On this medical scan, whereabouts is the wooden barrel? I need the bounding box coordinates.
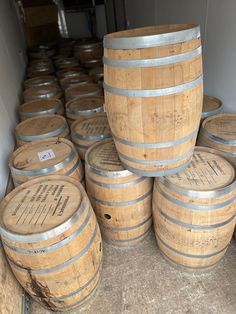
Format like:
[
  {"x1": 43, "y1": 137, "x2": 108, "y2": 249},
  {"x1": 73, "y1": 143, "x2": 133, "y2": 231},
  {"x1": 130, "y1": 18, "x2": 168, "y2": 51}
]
[
  {"x1": 65, "y1": 83, "x2": 103, "y2": 102},
  {"x1": 74, "y1": 41, "x2": 103, "y2": 64},
  {"x1": 29, "y1": 44, "x2": 56, "y2": 59},
  {"x1": 0, "y1": 175, "x2": 102, "y2": 312},
  {"x1": 65, "y1": 96, "x2": 104, "y2": 125},
  {"x1": 201, "y1": 95, "x2": 222, "y2": 122},
  {"x1": 54, "y1": 57, "x2": 79, "y2": 70},
  {"x1": 83, "y1": 59, "x2": 103, "y2": 69},
  {"x1": 103, "y1": 24, "x2": 203, "y2": 176},
  {"x1": 23, "y1": 85, "x2": 62, "y2": 102},
  {"x1": 60, "y1": 74, "x2": 92, "y2": 90},
  {"x1": 198, "y1": 113, "x2": 236, "y2": 164},
  {"x1": 85, "y1": 139, "x2": 153, "y2": 247},
  {"x1": 89, "y1": 67, "x2": 104, "y2": 83},
  {"x1": 15, "y1": 115, "x2": 70, "y2": 147},
  {"x1": 9, "y1": 138, "x2": 84, "y2": 186},
  {"x1": 153, "y1": 146, "x2": 236, "y2": 272},
  {"x1": 56, "y1": 68, "x2": 86, "y2": 80},
  {"x1": 24, "y1": 76, "x2": 58, "y2": 89},
  {"x1": 71, "y1": 114, "x2": 112, "y2": 160},
  {"x1": 27, "y1": 60, "x2": 55, "y2": 78},
  {"x1": 19, "y1": 99, "x2": 64, "y2": 121}
]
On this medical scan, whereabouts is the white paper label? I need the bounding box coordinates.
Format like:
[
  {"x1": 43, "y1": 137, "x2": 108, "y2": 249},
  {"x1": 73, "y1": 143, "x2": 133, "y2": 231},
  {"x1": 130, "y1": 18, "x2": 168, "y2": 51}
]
[{"x1": 38, "y1": 149, "x2": 55, "y2": 162}]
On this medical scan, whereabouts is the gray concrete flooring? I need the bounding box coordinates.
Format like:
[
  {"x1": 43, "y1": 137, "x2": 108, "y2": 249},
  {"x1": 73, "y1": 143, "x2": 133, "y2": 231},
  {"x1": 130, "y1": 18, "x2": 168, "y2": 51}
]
[{"x1": 31, "y1": 230, "x2": 236, "y2": 314}]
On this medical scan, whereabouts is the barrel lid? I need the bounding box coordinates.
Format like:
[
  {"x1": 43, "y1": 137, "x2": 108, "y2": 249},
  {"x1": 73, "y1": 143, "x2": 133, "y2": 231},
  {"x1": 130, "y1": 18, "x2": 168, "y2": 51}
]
[
  {"x1": 65, "y1": 83, "x2": 102, "y2": 98},
  {"x1": 15, "y1": 115, "x2": 67, "y2": 141},
  {"x1": 24, "y1": 75, "x2": 57, "y2": 88},
  {"x1": 66, "y1": 96, "x2": 104, "y2": 115},
  {"x1": 85, "y1": 139, "x2": 132, "y2": 177},
  {"x1": 161, "y1": 147, "x2": 235, "y2": 193},
  {"x1": 0, "y1": 176, "x2": 85, "y2": 242},
  {"x1": 71, "y1": 114, "x2": 111, "y2": 140},
  {"x1": 202, "y1": 95, "x2": 222, "y2": 118},
  {"x1": 19, "y1": 99, "x2": 62, "y2": 115},
  {"x1": 24, "y1": 85, "x2": 62, "y2": 101},
  {"x1": 104, "y1": 24, "x2": 200, "y2": 49},
  {"x1": 60, "y1": 74, "x2": 92, "y2": 89},
  {"x1": 10, "y1": 138, "x2": 76, "y2": 173},
  {"x1": 201, "y1": 113, "x2": 236, "y2": 144}
]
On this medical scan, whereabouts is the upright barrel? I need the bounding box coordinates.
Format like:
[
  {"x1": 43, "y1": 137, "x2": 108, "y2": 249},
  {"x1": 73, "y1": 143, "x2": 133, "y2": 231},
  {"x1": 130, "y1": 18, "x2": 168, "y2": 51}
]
[
  {"x1": 9, "y1": 138, "x2": 84, "y2": 186},
  {"x1": 60, "y1": 74, "x2": 92, "y2": 90},
  {"x1": 198, "y1": 113, "x2": 236, "y2": 164},
  {"x1": 86, "y1": 139, "x2": 153, "y2": 247},
  {"x1": 65, "y1": 83, "x2": 102, "y2": 102},
  {"x1": 153, "y1": 147, "x2": 236, "y2": 272},
  {"x1": 71, "y1": 114, "x2": 112, "y2": 160},
  {"x1": 0, "y1": 176, "x2": 102, "y2": 311},
  {"x1": 103, "y1": 24, "x2": 203, "y2": 176},
  {"x1": 15, "y1": 115, "x2": 69, "y2": 147},
  {"x1": 74, "y1": 41, "x2": 103, "y2": 64},
  {"x1": 24, "y1": 76, "x2": 58, "y2": 89},
  {"x1": 201, "y1": 95, "x2": 222, "y2": 122},
  {"x1": 65, "y1": 96, "x2": 104, "y2": 125},
  {"x1": 23, "y1": 85, "x2": 62, "y2": 102},
  {"x1": 19, "y1": 99, "x2": 64, "y2": 121}
]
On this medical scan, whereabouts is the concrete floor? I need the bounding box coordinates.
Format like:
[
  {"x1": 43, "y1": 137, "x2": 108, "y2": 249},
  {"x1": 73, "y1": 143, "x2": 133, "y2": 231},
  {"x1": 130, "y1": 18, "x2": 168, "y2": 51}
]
[{"x1": 31, "y1": 230, "x2": 236, "y2": 314}]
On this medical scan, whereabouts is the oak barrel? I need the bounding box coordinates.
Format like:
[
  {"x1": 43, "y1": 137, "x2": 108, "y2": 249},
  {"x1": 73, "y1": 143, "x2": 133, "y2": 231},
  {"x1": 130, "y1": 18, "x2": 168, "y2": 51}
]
[
  {"x1": 65, "y1": 83, "x2": 103, "y2": 102},
  {"x1": 54, "y1": 57, "x2": 79, "y2": 70},
  {"x1": 89, "y1": 67, "x2": 104, "y2": 83},
  {"x1": 103, "y1": 24, "x2": 203, "y2": 176},
  {"x1": 19, "y1": 99, "x2": 64, "y2": 121},
  {"x1": 27, "y1": 60, "x2": 55, "y2": 78},
  {"x1": 201, "y1": 95, "x2": 222, "y2": 121},
  {"x1": 198, "y1": 113, "x2": 236, "y2": 164},
  {"x1": 85, "y1": 139, "x2": 153, "y2": 247},
  {"x1": 15, "y1": 115, "x2": 70, "y2": 147},
  {"x1": 0, "y1": 176, "x2": 102, "y2": 311},
  {"x1": 56, "y1": 68, "x2": 86, "y2": 80},
  {"x1": 60, "y1": 74, "x2": 92, "y2": 90},
  {"x1": 65, "y1": 96, "x2": 104, "y2": 125},
  {"x1": 153, "y1": 147, "x2": 236, "y2": 272},
  {"x1": 23, "y1": 85, "x2": 62, "y2": 102},
  {"x1": 9, "y1": 138, "x2": 84, "y2": 186},
  {"x1": 24, "y1": 76, "x2": 58, "y2": 89},
  {"x1": 71, "y1": 114, "x2": 112, "y2": 160},
  {"x1": 74, "y1": 41, "x2": 103, "y2": 64}
]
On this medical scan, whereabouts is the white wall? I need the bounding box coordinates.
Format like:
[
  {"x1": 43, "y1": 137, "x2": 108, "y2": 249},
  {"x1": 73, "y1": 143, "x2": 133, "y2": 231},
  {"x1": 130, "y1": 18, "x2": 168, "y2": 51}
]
[
  {"x1": 0, "y1": 1, "x2": 26, "y2": 198},
  {"x1": 124, "y1": 0, "x2": 236, "y2": 112}
]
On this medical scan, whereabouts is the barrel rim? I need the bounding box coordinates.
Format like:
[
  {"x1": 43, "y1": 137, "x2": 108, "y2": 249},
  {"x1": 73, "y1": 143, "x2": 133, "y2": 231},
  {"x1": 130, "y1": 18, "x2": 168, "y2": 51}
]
[
  {"x1": 19, "y1": 98, "x2": 63, "y2": 117},
  {"x1": 9, "y1": 137, "x2": 79, "y2": 176},
  {"x1": 85, "y1": 139, "x2": 133, "y2": 178},
  {"x1": 24, "y1": 75, "x2": 58, "y2": 88},
  {"x1": 200, "y1": 113, "x2": 236, "y2": 145},
  {"x1": 159, "y1": 146, "x2": 236, "y2": 198},
  {"x1": 75, "y1": 41, "x2": 103, "y2": 49},
  {"x1": 201, "y1": 95, "x2": 223, "y2": 118},
  {"x1": 104, "y1": 24, "x2": 200, "y2": 49},
  {"x1": 15, "y1": 114, "x2": 68, "y2": 142},
  {"x1": 23, "y1": 85, "x2": 62, "y2": 101},
  {"x1": 0, "y1": 175, "x2": 88, "y2": 243}
]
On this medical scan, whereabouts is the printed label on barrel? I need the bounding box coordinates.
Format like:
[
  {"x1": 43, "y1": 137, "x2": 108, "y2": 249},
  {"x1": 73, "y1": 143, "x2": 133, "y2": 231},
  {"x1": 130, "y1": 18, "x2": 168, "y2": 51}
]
[
  {"x1": 87, "y1": 140, "x2": 124, "y2": 172},
  {"x1": 166, "y1": 151, "x2": 235, "y2": 190},
  {"x1": 3, "y1": 180, "x2": 82, "y2": 234},
  {"x1": 74, "y1": 115, "x2": 110, "y2": 136},
  {"x1": 204, "y1": 115, "x2": 236, "y2": 140}
]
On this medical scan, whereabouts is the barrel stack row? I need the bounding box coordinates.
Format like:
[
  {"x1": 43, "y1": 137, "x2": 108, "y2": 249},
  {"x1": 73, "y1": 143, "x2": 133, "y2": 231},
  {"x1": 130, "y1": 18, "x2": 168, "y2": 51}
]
[{"x1": 0, "y1": 25, "x2": 236, "y2": 313}]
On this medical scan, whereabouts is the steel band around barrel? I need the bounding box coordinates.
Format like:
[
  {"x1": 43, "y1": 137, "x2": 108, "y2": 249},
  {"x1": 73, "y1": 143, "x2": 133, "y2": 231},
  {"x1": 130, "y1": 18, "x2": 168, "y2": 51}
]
[
  {"x1": 25, "y1": 91, "x2": 61, "y2": 101},
  {"x1": 16, "y1": 121, "x2": 67, "y2": 142},
  {"x1": 156, "y1": 186, "x2": 236, "y2": 211},
  {"x1": 156, "y1": 233, "x2": 228, "y2": 259},
  {"x1": 10, "y1": 148, "x2": 77, "y2": 177},
  {"x1": 73, "y1": 142, "x2": 89, "y2": 150},
  {"x1": 86, "y1": 175, "x2": 146, "y2": 189},
  {"x1": 66, "y1": 106, "x2": 103, "y2": 116},
  {"x1": 119, "y1": 148, "x2": 193, "y2": 166},
  {"x1": 200, "y1": 128, "x2": 236, "y2": 146},
  {"x1": 103, "y1": 46, "x2": 202, "y2": 68},
  {"x1": 90, "y1": 188, "x2": 152, "y2": 207},
  {"x1": 66, "y1": 89, "x2": 102, "y2": 100},
  {"x1": 104, "y1": 75, "x2": 203, "y2": 97},
  {"x1": 72, "y1": 132, "x2": 112, "y2": 141},
  {"x1": 198, "y1": 141, "x2": 236, "y2": 157},
  {"x1": 0, "y1": 195, "x2": 88, "y2": 243},
  {"x1": 2, "y1": 206, "x2": 92, "y2": 255},
  {"x1": 121, "y1": 158, "x2": 192, "y2": 177},
  {"x1": 8, "y1": 224, "x2": 98, "y2": 274},
  {"x1": 19, "y1": 106, "x2": 60, "y2": 118},
  {"x1": 104, "y1": 228, "x2": 150, "y2": 244},
  {"x1": 113, "y1": 129, "x2": 198, "y2": 149},
  {"x1": 104, "y1": 25, "x2": 200, "y2": 49},
  {"x1": 201, "y1": 106, "x2": 223, "y2": 119},
  {"x1": 101, "y1": 215, "x2": 152, "y2": 232},
  {"x1": 156, "y1": 206, "x2": 236, "y2": 230}
]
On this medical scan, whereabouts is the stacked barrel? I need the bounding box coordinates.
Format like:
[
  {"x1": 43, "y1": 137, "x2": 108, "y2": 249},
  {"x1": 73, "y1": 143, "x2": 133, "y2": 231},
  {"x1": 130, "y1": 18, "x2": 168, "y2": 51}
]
[{"x1": 0, "y1": 24, "x2": 236, "y2": 313}]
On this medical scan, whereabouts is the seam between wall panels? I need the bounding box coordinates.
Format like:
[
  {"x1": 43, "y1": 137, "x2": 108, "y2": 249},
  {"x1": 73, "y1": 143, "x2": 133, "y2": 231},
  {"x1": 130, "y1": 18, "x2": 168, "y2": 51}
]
[{"x1": 203, "y1": 0, "x2": 210, "y2": 50}]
